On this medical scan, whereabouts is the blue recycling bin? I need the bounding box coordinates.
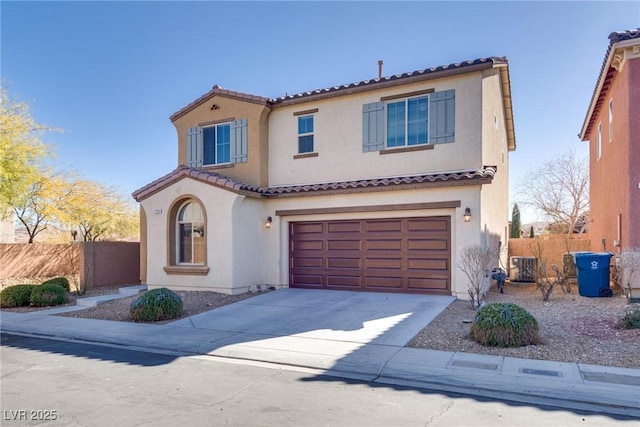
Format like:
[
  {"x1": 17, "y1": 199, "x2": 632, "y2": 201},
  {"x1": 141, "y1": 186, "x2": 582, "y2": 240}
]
[{"x1": 574, "y1": 252, "x2": 613, "y2": 297}]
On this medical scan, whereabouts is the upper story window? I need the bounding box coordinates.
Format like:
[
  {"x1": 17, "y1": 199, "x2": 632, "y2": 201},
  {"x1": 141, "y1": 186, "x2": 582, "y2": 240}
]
[
  {"x1": 386, "y1": 96, "x2": 428, "y2": 147},
  {"x1": 597, "y1": 123, "x2": 602, "y2": 160},
  {"x1": 203, "y1": 123, "x2": 231, "y2": 165},
  {"x1": 608, "y1": 99, "x2": 613, "y2": 142},
  {"x1": 298, "y1": 115, "x2": 314, "y2": 153},
  {"x1": 187, "y1": 119, "x2": 248, "y2": 168},
  {"x1": 363, "y1": 89, "x2": 455, "y2": 153},
  {"x1": 177, "y1": 201, "x2": 205, "y2": 265}
]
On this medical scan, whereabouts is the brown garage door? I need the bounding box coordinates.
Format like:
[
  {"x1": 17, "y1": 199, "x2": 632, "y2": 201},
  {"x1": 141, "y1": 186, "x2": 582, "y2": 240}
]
[{"x1": 289, "y1": 217, "x2": 451, "y2": 294}]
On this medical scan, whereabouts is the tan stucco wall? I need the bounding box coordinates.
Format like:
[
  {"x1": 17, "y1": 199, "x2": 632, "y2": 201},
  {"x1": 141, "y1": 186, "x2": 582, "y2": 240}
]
[
  {"x1": 587, "y1": 43, "x2": 640, "y2": 251},
  {"x1": 141, "y1": 177, "x2": 245, "y2": 293},
  {"x1": 480, "y1": 69, "x2": 511, "y2": 264},
  {"x1": 173, "y1": 95, "x2": 271, "y2": 187},
  {"x1": 267, "y1": 73, "x2": 484, "y2": 187}
]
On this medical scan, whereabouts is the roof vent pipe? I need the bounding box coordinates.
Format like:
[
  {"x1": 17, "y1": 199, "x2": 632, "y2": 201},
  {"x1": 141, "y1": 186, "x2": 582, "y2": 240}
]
[{"x1": 378, "y1": 60, "x2": 383, "y2": 79}]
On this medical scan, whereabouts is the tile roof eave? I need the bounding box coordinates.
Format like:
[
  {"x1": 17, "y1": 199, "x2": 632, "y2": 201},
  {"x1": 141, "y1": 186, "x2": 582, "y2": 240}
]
[
  {"x1": 579, "y1": 29, "x2": 640, "y2": 140},
  {"x1": 132, "y1": 166, "x2": 497, "y2": 202},
  {"x1": 271, "y1": 58, "x2": 505, "y2": 107},
  {"x1": 169, "y1": 86, "x2": 271, "y2": 123}
]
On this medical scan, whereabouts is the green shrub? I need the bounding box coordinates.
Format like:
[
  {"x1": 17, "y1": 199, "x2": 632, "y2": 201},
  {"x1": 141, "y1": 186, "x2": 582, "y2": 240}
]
[
  {"x1": 470, "y1": 302, "x2": 541, "y2": 347},
  {"x1": 0, "y1": 285, "x2": 37, "y2": 308},
  {"x1": 30, "y1": 283, "x2": 67, "y2": 307},
  {"x1": 41, "y1": 277, "x2": 71, "y2": 292},
  {"x1": 621, "y1": 305, "x2": 640, "y2": 329},
  {"x1": 130, "y1": 288, "x2": 183, "y2": 322}
]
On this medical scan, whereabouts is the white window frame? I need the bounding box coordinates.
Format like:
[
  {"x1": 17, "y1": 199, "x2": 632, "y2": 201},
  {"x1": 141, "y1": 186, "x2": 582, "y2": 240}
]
[
  {"x1": 597, "y1": 123, "x2": 602, "y2": 160},
  {"x1": 297, "y1": 115, "x2": 314, "y2": 154},
  {"x1": 176, "y1": 201, "x2": 205, "y2": 265},
  {"x1": 203, "y1": 122, "x2": 232, "y2": 166},
  {"x1": 384, "y1": 94, "x2": 429, "y2": 148},
  {"x1": 608, "y1": 99, "x2": 613, "y2": 142}
]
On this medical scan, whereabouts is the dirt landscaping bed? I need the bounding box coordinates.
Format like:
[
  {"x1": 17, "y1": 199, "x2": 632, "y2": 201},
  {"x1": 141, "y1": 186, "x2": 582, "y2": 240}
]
[
  {"x1": 408, "y1": 282, "x2": 640, "y2": 369},
  {"x1": 2, "y1": 280, "x2": 639, "y2": 369}
]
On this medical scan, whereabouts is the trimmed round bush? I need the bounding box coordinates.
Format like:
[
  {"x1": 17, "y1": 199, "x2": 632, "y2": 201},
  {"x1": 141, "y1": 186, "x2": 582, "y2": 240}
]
[
  {"x1": 470, "y1": 302, "x2": 541, "y2": 347},
  {"x1": 30, "y1": 283, "x2": 67, "y2": 307},
  {"x1": 0, "y1": 284, "x2": 37, "y2": 308},
  {"x1": 621, "y1": 305, "x2": 640, "y2": 329},
  {"x1": 130, "y1": 288, "x2": 183, "y2": 322},
  {"x1": 41, "y1": 277, "x2": 71, "y2": 292}
]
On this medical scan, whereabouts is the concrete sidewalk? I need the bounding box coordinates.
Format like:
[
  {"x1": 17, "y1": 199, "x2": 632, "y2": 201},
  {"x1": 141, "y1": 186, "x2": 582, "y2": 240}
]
[{"x1": 1, "y1": 288, "x2": 638, "y2": 418}]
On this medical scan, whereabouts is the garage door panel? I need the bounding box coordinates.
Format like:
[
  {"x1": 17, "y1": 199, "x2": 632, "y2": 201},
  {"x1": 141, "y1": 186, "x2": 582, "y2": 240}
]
[
  {"x1": 408, "y1": 218, "x2": 449, "y2": 232},
  {"x1": 365, "y1": 220, "x2": 403, "y2": 233},
  {"x1": 407, "y1": 239, "x2": 448, "y2": 251},
  {"x1": 290, "y1": 217, "x2": 450, "y2": 294},
  {"x1": 327, "y1": 275, "x2": 361, "y2": 288},
  {"x1": 327, "y1": 221, "x2": 361, "y2": 233},
  {"x1": 327, "y1": 258, "x2": 361, "y2": 269},
  {"x1": 364, "y1": 258, "x2": 403, "y2": 269},
  {"x1": 364, "y1": 276, "x2": 403, "y2": 288},
  {"x1": 408, "y1": 258, "x2": 449, "y2": 270},
  {"x1": 293, "y1": 240, "x2": 324, "y2": 251},
  {"x1": 291, "y1": 274, "x2": 324, "y2": 286},
  {"x1": 291, "y1": 257, "x2": 324, "y2": 268},
  {"x1": 365, "y1": 239, "x2": 403, "y2": 251},
  {"x1": 408, "y1": 276, "x2": 449, "y2": 291},
  {"x1": 327, "y1": 240, "x2": 361, "y2": 251},
  {"x1": 293, "y1": 223, "x2": 324, "y2": 234}
]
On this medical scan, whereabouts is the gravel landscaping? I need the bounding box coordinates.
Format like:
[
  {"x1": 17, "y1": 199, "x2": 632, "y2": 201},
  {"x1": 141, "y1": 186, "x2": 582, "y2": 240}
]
[{"x1": 2, "y1": 279, "x2": 639, "y2": 369}]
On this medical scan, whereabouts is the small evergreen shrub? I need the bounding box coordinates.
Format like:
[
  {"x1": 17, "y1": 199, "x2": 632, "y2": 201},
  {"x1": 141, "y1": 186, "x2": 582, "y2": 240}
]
[
  {"x1": 0, "y1": 284, "x2": 37, "y2": 308},
  {"x1": 621, "y1": 305, "x2": 640, "y2": 329},
  {"x1": 470, "y1": 302, "x2": 541, "y2": 347},
  {"x1": 30, "y1": 283, "x2": 67, "y2": 307},
  {"x1": 130, "y1": 288, "x2": 183, "y2": 322},
  {"x1": 41, "y1": 277, "x2": 71, "y2": 292}
]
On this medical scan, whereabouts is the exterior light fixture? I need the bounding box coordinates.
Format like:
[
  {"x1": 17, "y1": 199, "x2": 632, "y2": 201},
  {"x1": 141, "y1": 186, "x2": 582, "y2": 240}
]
[
  {"x1": 463, "y1": 207, "x2": 472, "y2": 223},
  {"x1": 265, "y1": 216, "x2": 272, "y2": 228}
]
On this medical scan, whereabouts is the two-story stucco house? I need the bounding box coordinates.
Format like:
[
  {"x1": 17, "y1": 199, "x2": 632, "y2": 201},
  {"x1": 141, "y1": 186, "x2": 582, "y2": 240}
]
[
  {"x1": 579, "y1": 29, "x2": 640, "y2": 252},
  {"x1": 133, "y1": 56, "x2": 516, "y2": 299}
]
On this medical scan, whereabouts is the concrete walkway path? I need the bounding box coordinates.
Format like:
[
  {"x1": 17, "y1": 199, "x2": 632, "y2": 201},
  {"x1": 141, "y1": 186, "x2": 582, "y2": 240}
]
[{"x1": 1, "y1": 288, "x2": 638, "y2": 418}]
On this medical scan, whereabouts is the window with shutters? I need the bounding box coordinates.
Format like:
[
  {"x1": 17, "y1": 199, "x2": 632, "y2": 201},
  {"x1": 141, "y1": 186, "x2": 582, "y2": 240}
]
[
  {"x1": 203, "y1": 123, "x2": 231, "y2": 165},
  {"x1": 187, "y1": 119, "x2": 248, "y2": 168},
  {"x1": 362, "y1": 89, "x2": 455, "y2": 153},
  {"x1": 386, "y1": 96, "x2": 428, "y2": 147}
]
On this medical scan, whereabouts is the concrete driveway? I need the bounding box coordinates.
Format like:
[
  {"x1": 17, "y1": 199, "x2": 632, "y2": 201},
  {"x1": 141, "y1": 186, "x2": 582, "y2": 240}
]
[
  {"x1": 169, "y1": 288, "x2": 455, "y2": 345},
  {"x1": 167, "y1": 288, "x2": 455, "y2": 372}
]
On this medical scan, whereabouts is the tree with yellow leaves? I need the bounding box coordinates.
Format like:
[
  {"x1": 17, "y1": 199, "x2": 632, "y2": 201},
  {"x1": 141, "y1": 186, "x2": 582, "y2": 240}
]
[
  {"x1": 0, "y1": 87, "x2": 53, "y2": 214},
  {"x1": 1, "y1": 87, "x2": 138, "y2": 242}
]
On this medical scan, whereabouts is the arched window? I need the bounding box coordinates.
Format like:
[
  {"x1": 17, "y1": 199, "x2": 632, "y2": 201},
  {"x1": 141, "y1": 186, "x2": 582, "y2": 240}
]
[{"x1": 176, "y1": 201, "x2": 205, "y2": 264}]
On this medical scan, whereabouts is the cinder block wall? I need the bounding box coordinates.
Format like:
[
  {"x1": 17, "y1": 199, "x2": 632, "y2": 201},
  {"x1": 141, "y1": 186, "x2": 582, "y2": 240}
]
[{"x1": 0, "y1": 242, "x2": 140, "y2": 287}]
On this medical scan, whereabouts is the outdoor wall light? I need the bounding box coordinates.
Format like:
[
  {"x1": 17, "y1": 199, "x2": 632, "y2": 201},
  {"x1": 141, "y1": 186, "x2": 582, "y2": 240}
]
[
  {"x1": 265, "y1": 216, "x2": 272, "y2": 228},
  {"x1": 463, "y1": 207, "x2": 472, "y2": 222}
]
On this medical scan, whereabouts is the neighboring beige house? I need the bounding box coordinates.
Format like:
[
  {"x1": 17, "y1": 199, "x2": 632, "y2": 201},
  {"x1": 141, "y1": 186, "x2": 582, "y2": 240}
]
[
  {"x1": 579, "y1": 28, "x2": 640, "y2": 252},
  {"x1": 134, "y1": 57, "x2": 516, "y2": 298}
]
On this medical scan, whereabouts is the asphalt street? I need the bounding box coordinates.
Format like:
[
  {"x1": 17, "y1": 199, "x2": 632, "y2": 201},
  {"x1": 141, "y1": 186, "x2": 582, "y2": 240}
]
[{"x1": 1, "y1": 333, "x2": 636, "y2": 427}]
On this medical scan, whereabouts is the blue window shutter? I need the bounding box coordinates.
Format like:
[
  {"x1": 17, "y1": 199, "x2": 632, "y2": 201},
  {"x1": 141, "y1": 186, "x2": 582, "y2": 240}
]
[
  {"x1": 429, "y1": 90, "x2": 455, "y2": 144},
  {"x1": 362, "y1": 101, "x2": 385, "y2": 152},
  {"x1": 187, "y1": 127, "x2": 203, "y2": 167},
  {"x1": 230, "y1": 119, "x2": 248, "y2": 163}
]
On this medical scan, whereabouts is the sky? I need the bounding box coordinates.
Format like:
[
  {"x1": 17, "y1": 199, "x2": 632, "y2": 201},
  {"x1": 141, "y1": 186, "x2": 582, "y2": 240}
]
[{"x1": 2, "y1": 1, "x2": 639, "y2": 224}]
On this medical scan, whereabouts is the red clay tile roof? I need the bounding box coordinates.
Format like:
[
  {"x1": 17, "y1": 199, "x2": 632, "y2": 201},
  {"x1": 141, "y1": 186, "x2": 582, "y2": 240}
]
[
  {"x1": 580, "y1": 29, "x2": 640, "y2": 140},
  {"x1": 273, "y1": 57, "x2": 508, "y2": 104},
  {"x1": 133, "y1": 165, "x2": 497, "y2": 202},
  {"x1": 170, "y1": 57, "x2": 509, "y2": 121}
]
